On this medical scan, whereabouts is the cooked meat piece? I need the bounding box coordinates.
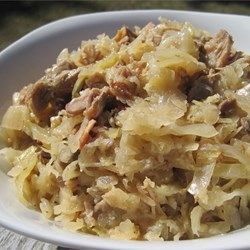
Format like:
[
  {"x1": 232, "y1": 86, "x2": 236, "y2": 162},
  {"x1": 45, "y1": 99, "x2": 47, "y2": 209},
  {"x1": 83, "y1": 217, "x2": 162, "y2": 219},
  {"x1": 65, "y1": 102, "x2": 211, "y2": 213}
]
[
  {"x1": 84, "y1": 88, "x2": 111, "y2": 119},
  {"x1": 66, "y1": 88, "x2": 97, "y2": 115},
  {"x1": 43, "y1": 60, "x2": 79, "y2": 93},
  {"x1": 97, "y1": 102, "x2": 126, "y2": 127},
  {"x1": 19, "y1": 74, "x2": 78, "y2": 123},
  {"x1": 106, "y1": 66, "x2": 138, "y2": 104},
  {"x1": 40, "y1": 150, "x2": 51, "y2": 165},
  {"x1": 240, "y1": 117, "x2": 250, "y2": 132},
  {"x1": 187, "y1": 71, "x2": 219, "y2": 102},
  {"x1": 110, "y1": 81, "x2": 137, "y2": 102},
  {"x1": 52, "y1": 68, "x2": 80, "y2": 95},
  {"x1": 79, "y1": 119, "x2": 96, "y2": 150},
  {"x1": 66, "y1": 87, "x2": 111, "y2": 119},
  {"x1": 44, "y1": 59, "x2": 78, "y2": 90},
  {"x1": 218, "y1": 98, "x2": 236, "y2": 117},
  {"x1": 113, "y1": 26, "x2": 137, "y2": 45},
  {"x1": 17, "y1": 59, "x2": 80, "y2": 122},
  {"x1": 188, "y1": 83, "x2": 213, "y2": 102},
  {"x1": 201, "y1": 211, "x2": 223, "y2": 223},
  {"x1": 204, "y1": 30, "x2": 236, "y2": 68},
  {"x1": 70, "y1": 89, "x2": 100, "y2": 116},
  {"x1": 173, "y1": 168, "x2": 191, "y2": 188},
  {"x1": 161, "y1": 203, "x2": 179, "y2": 217},
  {"x1": 195, "y1": 40, "x2": 207, "y2": 63},
  {"x1": 20, "y1": 81, "x2": 54, "y2": 122}
]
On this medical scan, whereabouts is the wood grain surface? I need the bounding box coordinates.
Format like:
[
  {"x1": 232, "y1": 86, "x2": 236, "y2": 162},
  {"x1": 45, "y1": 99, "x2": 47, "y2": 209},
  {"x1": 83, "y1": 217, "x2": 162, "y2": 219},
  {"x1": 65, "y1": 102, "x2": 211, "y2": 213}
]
[{"x1": 0, "y1": 227, "x2": 57, "y2": 250}]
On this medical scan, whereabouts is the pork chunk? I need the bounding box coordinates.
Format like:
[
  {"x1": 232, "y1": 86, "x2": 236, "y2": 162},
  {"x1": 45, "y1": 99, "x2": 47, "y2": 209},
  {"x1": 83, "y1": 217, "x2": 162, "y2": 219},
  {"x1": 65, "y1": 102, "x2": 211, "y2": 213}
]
[
  {"x1": 204, "y1": 30, "x2": 236, "y2": 68},
  {"x1": 219, "y1": 98, "x2": 236, "y2": 117},
  {"x1": 19, "y1": 81, "x2": 54, "y2": 122},
  {"x1": 66, "y1": 87, "x2": 111, "y2": 119},
  {"x1": 18, "y1": 61, "x2": 80, "y2": 122},
  {"x1": 106, "y1": 65, "x2": 140, "y2": 104},
  {"x1": 187, "y1": 70, "x2": 219, "y2": 102}
]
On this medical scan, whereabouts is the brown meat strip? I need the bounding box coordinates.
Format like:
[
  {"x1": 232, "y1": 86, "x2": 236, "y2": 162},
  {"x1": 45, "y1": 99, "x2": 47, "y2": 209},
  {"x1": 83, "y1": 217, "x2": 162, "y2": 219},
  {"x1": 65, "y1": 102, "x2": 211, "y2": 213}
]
[
  {"x1": 66, "y1": 87, "x2": 111, "y2": 119},
  {"x1": 107, "y1": 65, "x2": 138, "y2": 104},
  {"x1": 18, "y1": 60, "x2": 80, "y2": 122},
  {"x1": 204, "y1": 30, "x2": 236, "y2": 68},
  {"x1": 110, "y1": 81, "x2": 137, "y2": 102},
  {"x1": 218, "y1": 98, "x2": 236, "y2": 117},
  {"x1": 18, "y1": 61, "x2": 79, "y2": 123},
  {"x1": 187, "y1": 70, "x2": 219, "y2": 102},
  {"x1": 40, "y1": 150, "x2": 51, "y2": 165},
  {"x1": 79, "y1": 119, "x2": 96, "y2": 150},
  {"x1": 19, "y1": 81, "x2": 54, "y2": 122},
  {"x1": 52, "y1": 68, "x2": 80, "y2": 96}
]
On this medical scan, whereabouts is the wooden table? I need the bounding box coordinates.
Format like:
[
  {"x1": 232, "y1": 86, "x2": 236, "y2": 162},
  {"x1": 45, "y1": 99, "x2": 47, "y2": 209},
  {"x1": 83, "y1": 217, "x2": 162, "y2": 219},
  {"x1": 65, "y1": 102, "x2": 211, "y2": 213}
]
[{"x1": 0, "y1": 226, "x2": 57, "y2": 250}]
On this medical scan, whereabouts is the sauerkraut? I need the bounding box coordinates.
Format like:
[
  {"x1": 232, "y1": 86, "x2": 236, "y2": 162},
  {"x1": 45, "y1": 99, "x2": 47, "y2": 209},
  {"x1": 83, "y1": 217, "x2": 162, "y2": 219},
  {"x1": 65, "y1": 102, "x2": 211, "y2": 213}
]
[{"x1": 1, "y1": 18, "x2": 250, "y2": 241}]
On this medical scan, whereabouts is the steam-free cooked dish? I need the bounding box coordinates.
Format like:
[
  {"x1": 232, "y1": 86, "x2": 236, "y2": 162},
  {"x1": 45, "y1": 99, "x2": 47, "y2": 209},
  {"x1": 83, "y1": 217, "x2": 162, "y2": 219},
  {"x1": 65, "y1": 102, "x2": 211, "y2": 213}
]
[{"x1": 1, "y1": 18, "x2": 250, "y2": 241}]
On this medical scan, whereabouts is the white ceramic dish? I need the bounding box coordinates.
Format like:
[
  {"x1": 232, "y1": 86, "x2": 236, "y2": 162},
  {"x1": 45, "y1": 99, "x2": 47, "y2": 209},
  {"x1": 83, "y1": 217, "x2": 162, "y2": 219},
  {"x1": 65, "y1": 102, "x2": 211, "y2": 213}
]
[{"x1": 0, "y1": 10, "x2": 250, "y2": 250}]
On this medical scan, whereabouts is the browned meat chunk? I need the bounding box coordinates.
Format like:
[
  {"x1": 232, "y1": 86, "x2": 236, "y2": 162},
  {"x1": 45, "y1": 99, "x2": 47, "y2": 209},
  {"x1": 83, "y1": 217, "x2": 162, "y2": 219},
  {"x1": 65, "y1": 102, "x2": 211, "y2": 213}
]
[
  {"x1": 43, "y1": 60, "x2": 80, "y2": 95},
  {"x1": 106, "y1": 65, "x2": 139, "y2": 104},
  {"x1": 18, "y1": 60, "x2": 80, "y2": 122},
  {"x1": 187, "y1": 71, "x2": 219, "y2": 102},
  {"x1": 204, "y1": 30, "x2": 236, "y2": 68},
  {"x1": 110, "y1": 81, "x2": 136, "y2": 101},
  {"x1": 219, "y1": 98, "x2": 236, "y2": 117},
  {"x1": 188, "y1": 82, "x2": 213, "y2": 102},
  {"x1": 113, "y1": 26, "x2": 137, "y2": 45},
  {"x1": 20, "y1": 81, "x2": 54, "y2": 122},
  {"x1": 39, "y1": 150, "x2": 51, "y2": 165},
  {"x1": 66, "y1": 88, "x2": 98, "y2": 115},
  {"x1": 201, "y1": 211, "x2": 222, "y2": 223},
  {"x1": 195, "y1": 40, "x2": 207, "y2": 63},
  {"x1": 66, "y1": 87, "x2": 111, "y2": 119},
  {"x1": 84, "y1": 88, "x2": 111, "y2": 119},
  {"x1": 79, "y1": 119, "x2": 96, "y2": 150},
  {"x1": 161, "y1": 203, "x2": 179, "y2": 217},
  {"x1": 52, "y1": 68, "x2": 80, "y2": 95}
]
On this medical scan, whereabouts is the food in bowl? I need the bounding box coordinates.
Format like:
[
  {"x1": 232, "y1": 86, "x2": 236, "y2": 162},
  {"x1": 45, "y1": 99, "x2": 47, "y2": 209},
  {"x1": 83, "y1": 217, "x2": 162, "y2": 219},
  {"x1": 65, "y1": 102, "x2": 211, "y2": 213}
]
[{"x1": 0, "y1": 18, "x2": 250, "y2": 241}]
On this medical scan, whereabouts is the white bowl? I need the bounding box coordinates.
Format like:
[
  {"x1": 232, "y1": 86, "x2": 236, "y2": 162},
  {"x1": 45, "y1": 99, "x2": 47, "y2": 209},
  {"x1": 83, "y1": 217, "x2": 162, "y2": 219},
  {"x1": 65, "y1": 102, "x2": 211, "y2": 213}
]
[{"x1": 0, "y1": 10, "x2": 250, "y2": 250}]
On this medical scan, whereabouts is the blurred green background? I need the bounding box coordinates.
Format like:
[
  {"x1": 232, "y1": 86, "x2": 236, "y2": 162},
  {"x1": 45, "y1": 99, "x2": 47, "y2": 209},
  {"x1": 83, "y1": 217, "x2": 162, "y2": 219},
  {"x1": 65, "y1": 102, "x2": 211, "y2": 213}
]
[{"x1": 0, "y1": 0, "x2": 249, "y2": 50}]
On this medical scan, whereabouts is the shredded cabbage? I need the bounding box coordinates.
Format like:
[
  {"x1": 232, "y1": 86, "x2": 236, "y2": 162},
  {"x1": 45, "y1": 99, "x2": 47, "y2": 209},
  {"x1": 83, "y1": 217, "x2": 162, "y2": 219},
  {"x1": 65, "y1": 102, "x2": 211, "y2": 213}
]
[{"x1": 0, "y1": 18, "x2": 250, "y2": 241}]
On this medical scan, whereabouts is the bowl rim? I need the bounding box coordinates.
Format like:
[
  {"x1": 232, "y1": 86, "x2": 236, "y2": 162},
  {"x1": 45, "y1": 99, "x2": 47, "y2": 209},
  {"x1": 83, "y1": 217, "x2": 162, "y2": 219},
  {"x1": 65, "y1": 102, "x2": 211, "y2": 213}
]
[
  {"x1": 0, "y1": 9, "x2": 250, "y2": 250},
  {"x1": 1, "y1": 8, "x2": 249, "y2": 57}
]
